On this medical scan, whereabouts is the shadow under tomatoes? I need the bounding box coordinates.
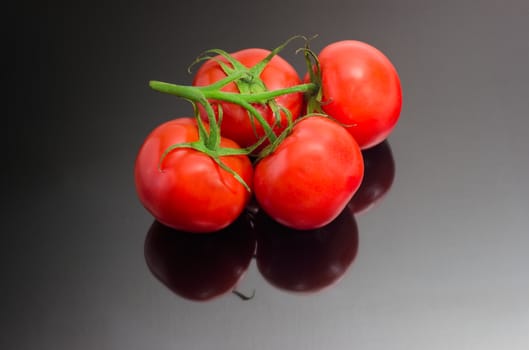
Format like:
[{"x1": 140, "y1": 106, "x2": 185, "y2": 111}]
[
  {"x1": 144, "y1": 214, "x2": 256, "y2": 302},
  {"x1": 348, "y1": 141, "x2": 395, "y2": 215},
  {"x1": 253, "y1": 208, "x2": 359, "y2": 295}
]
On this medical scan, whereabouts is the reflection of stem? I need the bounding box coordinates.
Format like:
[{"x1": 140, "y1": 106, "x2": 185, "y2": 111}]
[{"x1": 232, "y1": 289, "x2": 256, "y2": 301}]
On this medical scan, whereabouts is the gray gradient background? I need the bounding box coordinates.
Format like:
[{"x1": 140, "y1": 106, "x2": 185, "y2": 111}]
[{"x1": 7, "y1": 0, "x2": 529, "y2": 349}]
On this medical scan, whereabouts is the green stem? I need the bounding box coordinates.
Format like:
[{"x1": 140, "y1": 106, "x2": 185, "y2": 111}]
[
  {"x1": 204, "y1": 83, "x2": 317, "y2": 103},
  {"x1": 200, "y1": 99, "x2": 220, "y2": 149},
  {"x1": 205, "y1": 70, "x2": 247, "y2": 90},
  {"x1": 150, "y1": 80, "x2": 274, "y2": 142},
  {"x1": 149, "y1": 80, "x2": 204, "y2": 101},
  {"x1": 150, "y1": 81, "x2": 223, "y2": 150},
  {"x1": 149, "y1": 80, "x2": 317, "y2": 144}
]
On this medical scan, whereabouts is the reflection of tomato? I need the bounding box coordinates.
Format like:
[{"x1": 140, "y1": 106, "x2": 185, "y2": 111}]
[
  {"x1": 348, "y1": 141, "x2": 395, "y2": 215},
  {"x1": 254, "y1": 208, "x2": 359, "y2": 294},
  {"x1": 144, "y1": 216, "x2": 256, "y2": 302}
]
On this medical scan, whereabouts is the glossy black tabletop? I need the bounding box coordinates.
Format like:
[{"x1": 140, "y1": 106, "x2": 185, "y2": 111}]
[{"x1": 7, "y1": 1, "x2": 529, "y2": 349}]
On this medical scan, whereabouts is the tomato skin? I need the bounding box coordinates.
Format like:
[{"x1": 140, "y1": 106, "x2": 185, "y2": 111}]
[
  {"x1": 348, "y1": 141, "x2": 395, "y2": 214},
  {"x1": 144, "y1": 216, "x2": 256, "y2": 302},
  {"x1": 134, "y1": 118, "x2": 253, "y2": 233},
  {"x1": 193, "y1": 48, "x2": 303, "y2": 149},
  {"x1": 255, "y1": 207, "x2": 358, "y2": 294},
  {"x1": 253, "y1": 116, "x2": 364, "y2": 230},
  {"x1": 317, "y1": 40, "x2": 402, "y2": 149}
]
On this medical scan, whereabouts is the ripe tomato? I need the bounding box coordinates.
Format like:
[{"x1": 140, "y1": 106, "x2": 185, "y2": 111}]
[
  {"x1": 144, "y1": 216, "x2": 256, "y2": 302},
  {"x1": 254, "y1": 207, "x2": 358, "y2": 294},
  {"x1": 253, "y1": 116, "x2": 364, "y2": 230},
  {"x1": 348, "y1": 141, "x2": 395, "y2": 214},
  {"x1": 316, "y1": 40, "x2": 402, "y2": 149},
  {"x1": 193, "y1": 48, "x2": 303, "y2": 149},
  {"x1": 134, "y1": 118, "x2": 253, "y2": 233}
]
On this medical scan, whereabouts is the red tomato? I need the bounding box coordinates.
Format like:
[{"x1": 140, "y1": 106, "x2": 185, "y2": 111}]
[
  {"x1": 134, "y1": 118, "x2": 253, "y2": 233},
  {"x1": 255, "y1": 207, "x2": 358, "y2": 294},
  {"x1": 193, "y1": 48, "x2": 303, "y2": 149},
  {"x1": 348, "y1": 141, "x2": 395, "y2": 214},
  {"x1": 253, "y1": 116, "x2": 364, "y2": 230},
  {"x1": 144, "y1": 216, "x2": 256, "y2": 302},
  {"x1": 316, "y1": 40, "x2": 402, "y2": 149}
]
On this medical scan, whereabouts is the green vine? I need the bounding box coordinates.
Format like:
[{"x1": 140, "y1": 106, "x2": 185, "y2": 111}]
[{"x1": 149, "y1": 36, "x2": 324, "y2": 191}]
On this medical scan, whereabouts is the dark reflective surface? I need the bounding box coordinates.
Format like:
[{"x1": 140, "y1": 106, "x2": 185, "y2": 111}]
[{"x1": 8, "y1": 1, "x2": 529, "y2": 349}]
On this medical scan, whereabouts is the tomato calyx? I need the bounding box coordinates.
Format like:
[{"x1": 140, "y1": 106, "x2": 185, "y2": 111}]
[
  {"x1": 151, "y1": 36, "x2": 318, "y2": 144},
  {"x1": 150, "y1": 80, "x2": 316, "y2": 143},
  {"x1": 297, "y1": 41, "x2": 359, "y2": 130},
  {"x1": 254, "y1": 112, "x2": 345, "y2": 162},
  {"x1": 201, "y1": 46, "x2": 288, "y2": 139},
  {"x1": 298, "y1": 40, "x2": 326, "y2": 116},
  {"x1": 158, "y1": 142, "x2": 253, "y2": 192},
  {"x1": 148, "y1": 37, "x2": 325, "y2": 190}
]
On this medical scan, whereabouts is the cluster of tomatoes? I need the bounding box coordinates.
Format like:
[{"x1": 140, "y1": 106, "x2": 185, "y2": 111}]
[{"x1": 134, "y1": 38, "x2": 402, "y2": 234}]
